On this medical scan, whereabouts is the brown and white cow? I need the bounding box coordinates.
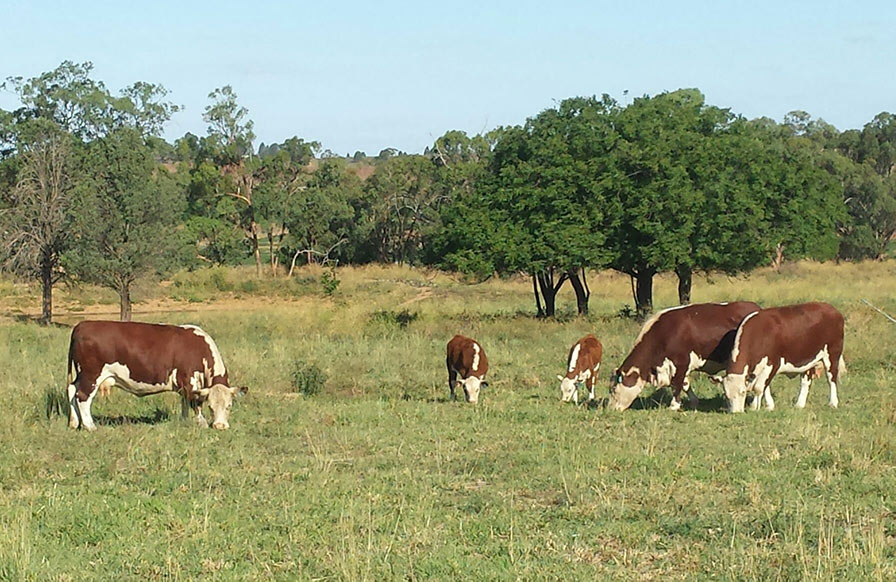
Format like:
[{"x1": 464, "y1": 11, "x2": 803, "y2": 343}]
[
  {"x1": 723, "y1": 302, "x2": 844, "y2": 413},
  {"x1": 446, "y1": 335, "x2": 489, "y2": 403},
  {"x1": 66, "y1": 321, "x2": 247, "y2": 431},
  {"x1": 557, "y1": 334, "x2": 603, "y2": 403},
  {"x1": 608, "y1": 301, "x2": 760, "y2": 411}
]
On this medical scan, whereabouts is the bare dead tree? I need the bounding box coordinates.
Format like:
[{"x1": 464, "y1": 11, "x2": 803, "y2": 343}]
[{"x1": 0, "y1": 131, "x2": 77, "y2": 324}]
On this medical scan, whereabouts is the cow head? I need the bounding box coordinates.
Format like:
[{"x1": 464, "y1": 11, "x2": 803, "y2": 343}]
[
  {"x1": 198, "y1": 384, "x2": 248, "y2": 429},
  {"x1": 722, "y1": 374, "x2": 748, "y2": 413},
  {"x1": 557, "y1": 375, "x2": 580, "y2": 403},
  {"x1": 459, "y1": 377, "x2": 486, "y2": 403},
  {"x1": 608, "y1": 367, "x2": 647, "y2": 411}
]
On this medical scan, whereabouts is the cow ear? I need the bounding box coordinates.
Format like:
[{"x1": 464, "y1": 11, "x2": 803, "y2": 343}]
[
  {"x1": 230, "y1": 386, "x2": 248, "y2": 397},
  {"x1": 197, "y1": 387, "x2": 211, "y2": 398},
  {"x1": 480, "y1": 381, "x2": 489, "y2": 388},
  {"x1": 557, "y1": 375, "x2": 564, "y2": 381}
]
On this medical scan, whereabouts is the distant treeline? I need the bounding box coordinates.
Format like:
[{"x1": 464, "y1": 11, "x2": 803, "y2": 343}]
[{"x1": 2, "y1": 62, "x2": 894, "y2": 323}]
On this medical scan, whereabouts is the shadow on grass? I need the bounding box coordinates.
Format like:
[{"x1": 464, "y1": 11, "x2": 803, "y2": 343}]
[
  {"x1": 609, "y1": 388, "x2": 730, "y2": 413},
  {"x1": 93, "y1": 408, "x2": 172, "y2": 426},
  {"x1": 6, "y1": 313, "x2": 72, "y2": 328}
]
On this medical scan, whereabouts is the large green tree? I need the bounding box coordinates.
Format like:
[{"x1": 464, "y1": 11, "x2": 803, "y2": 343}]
[
  {"x1": 0, "y1": 61, "x2": 178, "y2": 323},
  {"x1": 67, "y1": 128, "x2": 185, "y2": 320}
]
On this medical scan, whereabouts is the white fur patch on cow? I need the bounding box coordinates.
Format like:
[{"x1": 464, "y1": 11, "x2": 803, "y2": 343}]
[
  {"x1": 471, "y1": 343, "x2": 480, "y2": 372},
  {"x1": 181, "y1": 325, "x2": 226, "y2": 377},
  {"x1": 655, "y1": 358, "x2": 677, "y2": 387},
  {"x1": 688, "y1": 351, "x2": 707, "y2": 375},
  {"x1": 730, "y1": 311, "x2": 761, "y2": 364},
  {"x1": 97, "y1": 362, "x2": 176, "y2": 396},
  {"x1": 568, "y1": 342, "x2": 581, "y2": 373}
]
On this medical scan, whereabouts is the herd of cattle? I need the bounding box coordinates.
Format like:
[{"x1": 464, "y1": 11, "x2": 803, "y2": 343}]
[{"x1": 63, "y1": 301, "x2": 845, "y2": 430}]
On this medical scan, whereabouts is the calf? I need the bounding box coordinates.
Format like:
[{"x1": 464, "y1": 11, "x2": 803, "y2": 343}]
[
  {"x1": 723, "y1": 302, "x2": 844, "y2": 412},
  {"x1": 446, "y1": 335, "x2": 489, "y2": 403},
  {"x1": 557, "y1": 334, "x2": 603, "y2": 403},
  {"x1": 66, "y1": 321, "x2": 247, "y2": 430},
  {"x1": 609, "y1": 301, "x2": 760, "y2": 410}
]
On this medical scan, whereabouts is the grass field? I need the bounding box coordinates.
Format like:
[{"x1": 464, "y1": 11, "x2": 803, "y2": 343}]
[{"x1": 1, "y1": 262, "x2": 895, "y2": 580}]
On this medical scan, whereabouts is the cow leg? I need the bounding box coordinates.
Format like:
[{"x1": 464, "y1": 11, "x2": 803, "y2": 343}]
[
  {"x1": 75, "y1": 383, "x2": 101, "y2": 431},
  {"x1": 762, "y1": 384, "x2": 775, "y2": 411},
  {"x1": 748, "y1": 362, "x2": 774, "y2": 411},
  {"x1": 181, "y1": 394, "x2": 192, "y2": 420},
  {"x1": 668, "y1": 366, "x2": 689, "y2": 411},
  {"x1": 588, "y1": 363, "x2": 600, "y2": 401},
  {"x1": 826, "y1": 354, "x2": 840, "y2": 408},
  {"x1": 191, "y1": 402, "x2": 208, "y2": 428},
  {"x1": 67, "y1": 384, "x2": 79, "y2": 429},
  {"x1": 448, "y1": 368, "x2": 458, "y2": 401},
  {"x1": 795, "y1": 372, "x2": 812, "y2": 409}
]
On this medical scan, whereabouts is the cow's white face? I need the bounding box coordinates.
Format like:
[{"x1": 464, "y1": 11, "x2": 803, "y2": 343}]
[
  {"x1": 557, "y1": 375, "x2": 579, "y2": 403},
  {"x1": 608, "y1": 368, "x2": 646, "y2": 411},
  {"x1": 723, "y1": 374, "x2": 748, "y2": 413},
  {"x1": 461, "y1": 377, "x2": 484, "y2": 403},
  {"x1": 200, "y1": 384, "x2": 248, "y2": 429}
]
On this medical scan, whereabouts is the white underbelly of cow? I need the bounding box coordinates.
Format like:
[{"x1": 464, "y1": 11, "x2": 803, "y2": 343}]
[{"x1": 98, "y1": 363, "x2": 178, "y2": 397}]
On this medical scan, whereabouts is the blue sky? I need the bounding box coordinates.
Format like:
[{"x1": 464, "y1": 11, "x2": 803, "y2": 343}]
[{"x1": 1, "y1": 1, "x2": 894, "y2": 155}]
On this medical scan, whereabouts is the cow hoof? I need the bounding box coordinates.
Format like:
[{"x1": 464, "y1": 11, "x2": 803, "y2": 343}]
[{"x1": 668, "y1": 400, "x2": 681, "y2": 412}]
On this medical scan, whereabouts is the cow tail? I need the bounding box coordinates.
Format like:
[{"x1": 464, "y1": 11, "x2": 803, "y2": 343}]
[{"x1": 67, "y1": 335, "x2": 77, "y2": 387}]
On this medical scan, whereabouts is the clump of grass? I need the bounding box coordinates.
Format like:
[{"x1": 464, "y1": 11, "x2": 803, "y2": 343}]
[
  {"x1": 369, "y1": 309, "x2": 419, "y2": 329},
  {"x1": 291, "y1": 359, "x2": 327, "y2": 396},
  {"x1": 42, "y1": 386, "x2": 68, "y2": 421}
]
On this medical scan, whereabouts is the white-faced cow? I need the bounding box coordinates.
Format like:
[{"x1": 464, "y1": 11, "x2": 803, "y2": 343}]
[
  {"x1": 66, "y1": 321, "x2": 247, "y2": 430},
  {"x1": 609, "y1": 301, "x2": 760, "y2": 411},
  {"x1": 723, "y1": 302, "x2": 844, "y2": 413},
  {"x1": 557, "y1": 334, "x2": 603, "y2": 403},
  {"x1": 446, "y1": 335, "x2": 489, "y2": 403}
]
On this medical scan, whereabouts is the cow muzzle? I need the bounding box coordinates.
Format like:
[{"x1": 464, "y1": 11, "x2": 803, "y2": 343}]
[{"x1": 212, "y1": 421, "x2": 229, "y2": 430}]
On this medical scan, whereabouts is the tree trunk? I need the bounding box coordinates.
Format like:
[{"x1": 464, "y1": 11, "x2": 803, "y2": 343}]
[
  {"x1": 251, "y1": 220, "x2": 261, "y2": 278},
  {"x1": 633, "y1": 270, "x2": 655, "y2": 318},
  {"x1": 676, "y1": 265, "x2": 692, "y2": 305},
  {"x1": 39, "y1": 257, "x2": 53, "y2": 326},
  {"x1": 269, "y1": 230, "x2": 277, "y2": 277},
  {"x1": 118, "y1": 283, "x2": 132, "y2": 322},
  {"x1": 532, "y1": 273, "x2": 545, "y2": 318},
  {"x1": 567, "y1": 267, "x2": 590, "y2": 316},
  {"x1": 535, "y1": 268, "x2": 568, "y2": 318},
  {"x1": 772, "y1": 243, "x2": 785, "y2": 271}
]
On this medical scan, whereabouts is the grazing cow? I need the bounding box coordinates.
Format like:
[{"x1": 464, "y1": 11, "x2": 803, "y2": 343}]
[
  {"x1": 557, "y1": 334, "x2": 603, "y2": 403},
  {"x1": 446, "y1": 335, "x2": 489, "y2": 403},
  {"x1": 66, "y1": 321, "x2": 248, "y2": 431},
  {"x1": 608, "y1": 301, "x2": 761, "y2": 411},
  {"x1": 723, "y1": 302, "x2": 844, "y2": 413}
]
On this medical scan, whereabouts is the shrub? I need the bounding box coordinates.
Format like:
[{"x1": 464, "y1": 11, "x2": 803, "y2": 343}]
[
  {"x1": 370, "y1": 309, "x2": 419, "y2": 329},
  {"x1": 291, "y1": 360, "x2": 327, "y2": 396},
  {"x1": 320, "y1": 269, "x2": 340, "y2": 296}
]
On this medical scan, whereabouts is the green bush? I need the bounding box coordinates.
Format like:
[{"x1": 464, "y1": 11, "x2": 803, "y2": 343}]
[
  {"x1": 291, "y1": 360, "x2": 327, "y2": 396},
  {"x1": 369, "y1": 309, "x2": 419, "y2": 329}
]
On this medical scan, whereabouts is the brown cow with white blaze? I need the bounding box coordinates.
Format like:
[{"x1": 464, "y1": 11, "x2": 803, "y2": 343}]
[
  {"x1": 446, "y1": 335, "x2": 489, "y2": 403},
  {"x1": 557, "y1": 334, "x2": 603, "y2": 403},
  {"x1": 609, "y1": 301, "x2": 760, "y2": 411},
  {"x1": 66, "y1": 321, "x2": 247, "y2": 430},
  {"x1": 723, "y1": 302, "x2": 844, "y2": 413}
]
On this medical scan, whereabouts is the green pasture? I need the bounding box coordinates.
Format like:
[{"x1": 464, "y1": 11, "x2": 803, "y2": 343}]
[{"x1": 1, "y1": 262, "x2": 895, "y2": 580}]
